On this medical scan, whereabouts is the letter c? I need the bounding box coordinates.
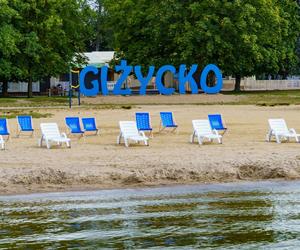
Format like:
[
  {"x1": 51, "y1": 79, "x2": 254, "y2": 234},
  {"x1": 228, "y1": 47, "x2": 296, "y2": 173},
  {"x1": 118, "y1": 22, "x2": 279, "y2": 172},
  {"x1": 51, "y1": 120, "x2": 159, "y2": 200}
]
[{"x1": 155, "y1": 65, "x2": 176, "y2": 95}]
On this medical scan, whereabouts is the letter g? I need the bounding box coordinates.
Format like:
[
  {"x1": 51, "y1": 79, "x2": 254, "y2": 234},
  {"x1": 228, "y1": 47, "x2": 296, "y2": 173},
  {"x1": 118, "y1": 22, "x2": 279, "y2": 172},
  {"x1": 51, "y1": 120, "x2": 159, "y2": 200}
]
[{"x1": 79, "y1": 66, "x2": 99, "y2": 96}]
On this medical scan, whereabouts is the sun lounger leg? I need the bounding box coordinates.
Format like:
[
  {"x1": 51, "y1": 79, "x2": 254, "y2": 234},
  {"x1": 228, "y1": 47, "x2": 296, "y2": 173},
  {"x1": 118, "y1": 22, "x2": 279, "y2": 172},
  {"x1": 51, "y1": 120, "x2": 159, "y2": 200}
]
[
  {"x1": 117, "y1": 133, "x2": 122, "y2": 144},
  {"x1": 159, "y1": 122, "x2": 165, "y2": 133},
  {"x1": 38, "y1": 136, "x2": 44, "y2": 147},
  {"x1": 198, "y1": 136, "x2": 203, "y2": 145},
  {"x1": 124, "y1": 138, "x2": 129, "y2": 147},
  {"x1": 190, "y1": 132, "x2": 195, "y2": 143},
  {"x1": 150, "y1": 130, "x2": 153, "y2": 138},
  {"x1": 268, "y1": 130, "x2": 273, "y2": 142},
  {"x1": 0, "y1": 136, "x2": 4, "y2": 150},
  {"x1": 266, "y1": 130, "x2": 272, "y2": 142},
  {"x1": 46, "y1": 139, "x2": 51, "y2": 149},
  {"x1": 275, "y1": 134, "x2": 281, "y2": 144}
]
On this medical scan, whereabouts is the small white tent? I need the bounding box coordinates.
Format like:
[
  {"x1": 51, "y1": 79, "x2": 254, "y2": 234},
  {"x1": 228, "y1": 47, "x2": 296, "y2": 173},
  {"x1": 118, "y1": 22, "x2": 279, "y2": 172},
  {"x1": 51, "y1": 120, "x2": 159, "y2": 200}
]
[{"x1": 83, "y1": 51, "x2": 115, "y2": 67}]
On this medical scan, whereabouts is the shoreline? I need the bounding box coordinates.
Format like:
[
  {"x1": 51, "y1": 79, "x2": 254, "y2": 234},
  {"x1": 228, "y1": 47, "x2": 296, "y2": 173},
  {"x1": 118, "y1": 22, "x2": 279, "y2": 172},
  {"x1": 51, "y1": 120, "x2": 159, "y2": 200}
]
[
  {"x1": 1, "y1": 178, "x2": 299, "y2": 197},
  {"x1": 1, "y1": 103, "x2": 300, "y2": 195},
  {"x1": 1, "y1": 163, "x2": 299, "y2": 196}
]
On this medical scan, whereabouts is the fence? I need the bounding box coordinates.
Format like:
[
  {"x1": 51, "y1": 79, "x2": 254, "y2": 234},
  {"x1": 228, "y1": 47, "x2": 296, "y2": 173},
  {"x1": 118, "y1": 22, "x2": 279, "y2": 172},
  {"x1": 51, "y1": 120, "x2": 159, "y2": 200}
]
[
  {"x1": 242, "y1": 79, "x2": 300, "y2": 91},
  {"x1": 0, "y1": 82, "x2": 40, "y2": 93}
]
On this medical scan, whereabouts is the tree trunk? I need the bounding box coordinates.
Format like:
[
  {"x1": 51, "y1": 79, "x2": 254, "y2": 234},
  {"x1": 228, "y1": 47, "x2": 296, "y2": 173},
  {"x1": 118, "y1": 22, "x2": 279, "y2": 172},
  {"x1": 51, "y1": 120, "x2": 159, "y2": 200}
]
[
  {"x1": 234, "y1": 75, "x2": 241, "y2": 92},
  {"x1": 207, "y1": 72, "x2": 216, "y2": 87},
  {"x1": 95, "y1": 1, "x2": 102, "y2": 51},
  {"x1": 27, "y1": 76, "x2": 33, "y2": 98},
  {"x1": 2, "y1": 80, "x2": 9, "y2": 97}
]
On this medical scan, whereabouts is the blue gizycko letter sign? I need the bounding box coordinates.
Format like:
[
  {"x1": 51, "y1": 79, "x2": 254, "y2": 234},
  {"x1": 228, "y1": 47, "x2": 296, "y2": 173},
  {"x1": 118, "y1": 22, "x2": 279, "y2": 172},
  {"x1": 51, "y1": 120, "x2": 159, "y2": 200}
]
[{"x1": 79, "y1": 60, "x2": 223, "y2": 96}]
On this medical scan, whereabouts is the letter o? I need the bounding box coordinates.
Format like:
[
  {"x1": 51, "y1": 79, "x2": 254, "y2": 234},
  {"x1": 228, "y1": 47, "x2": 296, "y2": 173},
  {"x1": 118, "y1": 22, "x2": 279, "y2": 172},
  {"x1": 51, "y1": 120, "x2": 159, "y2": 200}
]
[{"x1": 200, "y1": 64, "x2": 223, "y2": 94}]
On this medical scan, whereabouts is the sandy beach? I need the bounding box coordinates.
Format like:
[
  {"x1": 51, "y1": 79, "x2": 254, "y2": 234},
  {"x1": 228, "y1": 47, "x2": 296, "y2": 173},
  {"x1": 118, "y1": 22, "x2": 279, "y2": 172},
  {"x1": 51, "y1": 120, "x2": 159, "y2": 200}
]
[{"x1": 1, "y1": 97, "x2": 300, "y2": 195}]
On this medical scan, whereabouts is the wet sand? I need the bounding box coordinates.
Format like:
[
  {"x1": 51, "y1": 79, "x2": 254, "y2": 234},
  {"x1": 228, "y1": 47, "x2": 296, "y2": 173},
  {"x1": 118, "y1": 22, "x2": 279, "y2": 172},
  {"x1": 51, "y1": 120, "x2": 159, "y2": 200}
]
[{"x1": 1, "y1": 103, "x2": 300, "y2": 195}]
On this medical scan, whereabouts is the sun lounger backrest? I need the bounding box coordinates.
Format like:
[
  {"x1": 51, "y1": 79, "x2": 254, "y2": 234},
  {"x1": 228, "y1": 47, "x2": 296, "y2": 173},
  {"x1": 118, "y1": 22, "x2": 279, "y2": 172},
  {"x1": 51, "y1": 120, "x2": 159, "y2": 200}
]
[
  {"x1": 268, "y1": 119, "x2": 289, "y2": 134},
  {"x1": 120, "y1": 121, "x2": 139, "y2": 137},
  {"x1": 40, "y1": 123, "x2": 61, "y2": 138},
  {"x1": 208, "y1": 114, "x2": 225, "y2": 130},
  {"x1": 160, "y1": 112, "x2": 175, "y2": 127},
  {"x1": 65, "y1": 117, "x2": 81, "y2": 132},
  {"x1": 0, "y1": 118, "x2": 9, "y2": 135},
  {"x1": 82, "y1": 118, "x2": 97, "y2": 131},
  {"x1": 18, "y1": 116, "x2": 33, "y2": 131},
  {"x1": 136, "y1": 113, "x2": 151, "y2": 130},
  {"x1": 192, "y1": 120, "x2": 212, "y2": 135}
]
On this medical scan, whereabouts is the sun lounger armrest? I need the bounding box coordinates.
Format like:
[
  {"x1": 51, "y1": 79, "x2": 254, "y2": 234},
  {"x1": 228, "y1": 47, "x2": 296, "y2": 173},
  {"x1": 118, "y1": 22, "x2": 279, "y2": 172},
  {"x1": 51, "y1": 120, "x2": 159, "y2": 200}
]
[
  {"x1": 61, "y1": 133, "x2": 68, "y2": 139},
  {"x1": 213, "y1": 129, "x2": 220, "y2": 136},
  {"x1": 289, "y1": 128, "x2": 297, "y2": 134},
  {"x1": 139, "y1": 131, "x2": 147, "y2": 138}
]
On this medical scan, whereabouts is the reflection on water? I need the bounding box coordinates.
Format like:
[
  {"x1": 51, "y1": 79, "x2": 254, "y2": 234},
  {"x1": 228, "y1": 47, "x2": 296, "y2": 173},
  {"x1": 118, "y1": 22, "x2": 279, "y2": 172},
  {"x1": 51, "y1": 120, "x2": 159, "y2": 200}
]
[{"x1": 1, "y1": 181, "x2": 300, "y2": 249}]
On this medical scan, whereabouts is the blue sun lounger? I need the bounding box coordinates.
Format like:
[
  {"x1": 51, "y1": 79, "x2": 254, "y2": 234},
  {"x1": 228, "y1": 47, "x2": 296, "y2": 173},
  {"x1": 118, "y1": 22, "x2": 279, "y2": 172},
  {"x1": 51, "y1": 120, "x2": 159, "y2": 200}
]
[
  {"x1": 0, "y1": 118, "x2": 10, "y2": 140},
  {"x1": 65, "y1": 117, "x2": 84, "y2": 137},
  {"x1": 208, "y1": 114, "x2": 227, "y2": 135},
  {"x1": 136, "y1": 112, "x2": 153, "y2": 137},
  {"x1": 82, "y1": 118, "x2": 99, "y2": 135},
  {"x1": 159, "y1": 112, "x2": 178, "y2": 132},
  {"x1": 17, "y1": 116, "x2": 34, "y2": 137}
]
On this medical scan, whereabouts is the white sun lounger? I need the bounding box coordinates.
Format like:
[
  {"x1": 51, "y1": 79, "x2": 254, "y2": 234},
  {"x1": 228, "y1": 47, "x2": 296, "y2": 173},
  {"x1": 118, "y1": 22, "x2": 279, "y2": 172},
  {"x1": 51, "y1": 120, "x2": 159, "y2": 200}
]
[
  {"x1": 266, "y1": 119, "x2": 300, "y2": 143},
  {"x1": 117, "y1": 121, "x2": 149, "y2": 147},
  {"x1": 0, "y1": 135, "x2": 5, "y2": 150},
  {"x1": 190, "y1": 119, "x2": 222, "y2": 145},
  {"x1": 39, "y1": 123, "x2": 71, "y2": 149}
]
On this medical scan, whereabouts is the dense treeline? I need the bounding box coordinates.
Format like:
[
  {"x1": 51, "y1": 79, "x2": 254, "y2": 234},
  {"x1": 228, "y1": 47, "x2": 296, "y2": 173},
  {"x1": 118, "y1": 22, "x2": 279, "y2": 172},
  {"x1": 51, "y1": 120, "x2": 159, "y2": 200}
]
[
  {"x1": 0, "y1": 0, "x2": 299, "y2": 96},
  {"x1": 104, "y1": 0, "x2": 300, "y2": 91}
]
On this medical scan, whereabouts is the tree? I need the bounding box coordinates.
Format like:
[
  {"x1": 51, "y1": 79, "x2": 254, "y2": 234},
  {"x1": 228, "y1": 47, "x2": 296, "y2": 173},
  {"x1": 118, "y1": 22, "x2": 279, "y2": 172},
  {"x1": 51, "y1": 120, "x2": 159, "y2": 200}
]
[
  {"x1": 259, "y1": 0, "x2": 300, "y2": 80},
  {"x1": 9, "y1": 0, "x2": 87, "y2": 97},
  {"x1": 0, "y1": 0, "x2": 21, "y2": 97},
  {"x1": 103, "y1": 0, "x2": 300, "y2": 91},
  {"x1": 81, "y1": 0, "x2": 113, "y2": 51}
]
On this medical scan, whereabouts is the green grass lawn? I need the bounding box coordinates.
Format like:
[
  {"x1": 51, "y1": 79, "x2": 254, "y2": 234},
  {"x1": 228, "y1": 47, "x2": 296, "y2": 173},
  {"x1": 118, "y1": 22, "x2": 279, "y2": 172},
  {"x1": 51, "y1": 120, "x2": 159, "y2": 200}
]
[
  {"x1": 223, "y1": 90, "x2": 300, "y2": 106},
  {"x1": 0, "y1": 96, "x2": 68, "y2": 107},
  {"x1": 0, "y1": 110, "x2": 52, "y2": 119},
  {"x1": 0, "y1": 90, "x2": 300, "y2": 108}
]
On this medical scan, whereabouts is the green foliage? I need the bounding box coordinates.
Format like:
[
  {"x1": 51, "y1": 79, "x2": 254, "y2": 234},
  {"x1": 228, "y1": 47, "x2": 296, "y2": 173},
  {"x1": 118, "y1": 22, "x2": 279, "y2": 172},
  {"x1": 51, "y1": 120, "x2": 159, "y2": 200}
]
[
  {"x1": 0, "y1": 0, "x2": 21, "y2": 81},
  {"x1": 0, "y1": 0, "x2": 88, "y2": 97},
  {"x1": 81, "y1": 0, "x2": 113, "y2": 51}
]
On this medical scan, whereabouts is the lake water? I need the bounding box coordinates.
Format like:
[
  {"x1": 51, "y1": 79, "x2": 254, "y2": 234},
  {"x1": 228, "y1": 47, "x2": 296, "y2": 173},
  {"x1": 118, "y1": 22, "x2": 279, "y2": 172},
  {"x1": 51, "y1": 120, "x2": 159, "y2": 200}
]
[{"x1": 1, "y1": 181, "x2": 300, "y2": 249}]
